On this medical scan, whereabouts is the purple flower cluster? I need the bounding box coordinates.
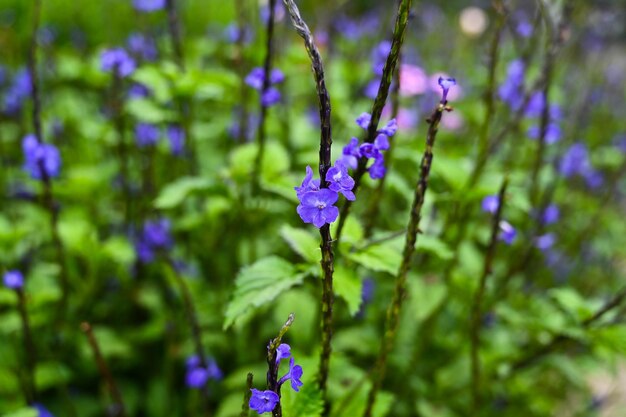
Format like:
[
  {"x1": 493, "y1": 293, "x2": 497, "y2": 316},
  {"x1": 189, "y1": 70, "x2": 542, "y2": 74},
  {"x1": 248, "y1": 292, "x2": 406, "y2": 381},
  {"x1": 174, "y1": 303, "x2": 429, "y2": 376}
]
[
  {"x1": 498, "y1": 60, "x2": 525, "y2": 110},
  {"x1": 3, "y1": 69, "x2": 31, "y2": 114},
  {"x1": 134, "y1": 123, "x2": 186, "y2": 155},
  {"x1": 100, "y1": 48, "x2": 136, "y2": 78},
  {"x1": 480, "y1": 195, "x2": 517, "y2": 245},
  {"x1": 127, "y1": 33, "x2": 158, "y2": 61},
  {"x1": 22, "y1": 134, "x2": 62, "y2": 180},
  {"x1": 135, "y1": 219, "x2": 173, "y2": 263},
  {"x1": 245, "y1": 67, "x2": 285, "y2": 107},
  {"x1": 185, "y1": 355, "x2": 222, "y2": 389},
  {"x1": 132, "y1": 0, "x2": 165, "y2": 12},
  {"x1": 34, "y1": 403, "x2": 55, "y2": 417},
  {"x1": 295, "y1": 162, "x2": 356, "y2": 228},
  {"x1": 249, "y1": 343, "x2": 303, "y2": 414},
  {"x1": 337, "y1": 113, "x2": 396, "y2": 180},
  {"x1": 3, "y1": 270, "x2": 24, "y2": 290},
  {"x1": 438, "y1": 77, "x2": 457, "y2": 103},
  {"x1": 559, "y1": 142, "x2": 603, "y2": 187}
]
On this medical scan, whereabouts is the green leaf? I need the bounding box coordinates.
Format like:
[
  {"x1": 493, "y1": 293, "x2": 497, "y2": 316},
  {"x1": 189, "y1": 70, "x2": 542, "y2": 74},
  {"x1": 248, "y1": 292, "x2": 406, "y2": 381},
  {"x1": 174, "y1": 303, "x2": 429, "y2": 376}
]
[
  {"x1": 154, "y1": 177, "x2": 213, "y2": 209},
  {"x1": 408, "y1": 277, "x2": 447, "y2": 322},
  {"x1": 224, "y1": 257, "x2": 305, "y2": 329},
  {"x1": 281, "y1": 380, "x2": 324, "y2": 417},
  {"x1": 334, "y1": 265, "x2": 363, "y2": 316},
  {"x1": 131, "y1": 66, "x2": 172, "y2": 103},
  {"x1": 35, "y1": 362, "x2": 71, "y2": 391},
  {"x1": 125, "y1": 98, "x2": 173, "y2": 123},
  {"x1": 548, "y1": 288, "x2": 594, "y2": 321},
  {"x1": 416, "y1": 235, "x2": 453, "y2": 260},
  {"x1": 2, "y1": 409, "x2": 38, "y2": 417},
  {"x1": 347, "y1": 236, "x2": 403, "y2": 275},
  {"x1": 279, "y1": 225, "x2": 320, "y2": 264}
]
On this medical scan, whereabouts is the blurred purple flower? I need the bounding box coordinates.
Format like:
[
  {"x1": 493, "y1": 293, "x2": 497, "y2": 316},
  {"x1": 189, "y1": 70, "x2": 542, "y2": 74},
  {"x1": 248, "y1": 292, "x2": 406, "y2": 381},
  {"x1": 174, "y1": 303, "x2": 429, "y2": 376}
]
[
  {"x1": 517, "y1": 20, "x2": 533, "y2": 37},
  {"x1": 527, "y1": 123, "x2": 561, "y2": 144},
  {"x1": 559, "y1": 143, "x2": 591, "y2": 178},
  {"x1": 136, "y1": 218, "x2": 173, "y2": 263},
  {"x1": 499, "y1": 221, "x2": 516, "y2": 245},
  {"x1": 541, "y1": 204, "x2": 560, "y2": 225},
  {"x1": 185, "y1": 355, "x2": 222, "y2": 389},
  {"x1": 22, "y1": 134, "x2": 61, "y2": 180},
  {"x1": 339, "y1": 138, "x2": 362, "y2": 170},
  {"x1": 535, "y1": 233, "x2": 556, "y2": 251},
  {"x1": 167, "y1": 125, "x2": 185, "y2": 156},
  {"x1": 128, "y1": 83, "x2": 151, "y2": 99},
  {"x1": 135, "y1": 123, "x2": 160, "y2": 147},
  {"x1": 223, "y1": 23, "x2": 253, "y2": 44},
  {"x1": 3, "y1": 270, "x2": 24, "y2": 290},
  {"x1": 525, "y1": 92, "x2": 545, "y2": 117},
  {"x1": 371, "y1": 41, "x2": 392, "y2": 75},
  {"x1": 133, "y1": 0, "x2": 165, "y2": 12},
  {"x1": 34, "y1": 403, "x2": 55, "y2": 417},
  {"x1": 356, "y1": 112, "x2": 372, "y2": 130},
  {"x1": 481, "y1": 195, "x2": 500, "y2": 214},
  {"x1": 100, "y1": 48, "x2": 136, "y2": 77},
  {"x1": 438, "y1": 77, "x2": 456, "y2": 103},
  {"x1": 261, "y1": 87, "x2": 281, "y2": 106},
  {"x1": 498, "y1": 60, "x2": 525, "y2": 110},
  {"x1": 127, "y1": 33, "x2": 158, "y2": 61},
  {"x1": 3, "y1": 69, "x2": 32, "y2": 114}
]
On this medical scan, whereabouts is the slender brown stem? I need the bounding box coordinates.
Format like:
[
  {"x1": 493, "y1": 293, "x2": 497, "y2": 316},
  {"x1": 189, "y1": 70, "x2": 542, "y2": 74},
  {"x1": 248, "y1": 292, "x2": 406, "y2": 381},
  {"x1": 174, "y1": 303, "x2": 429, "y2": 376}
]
[
  {"x1": 335, "y1": 0, "x2": 413, "y2": 242},
  {"x1": 281, "y1": 1, "x2": 334, "y2": 410},
  {"x1": 80, "y1": 322, "x2": 127, "y2": 417},
  {"x1": 363, "y1": 50, "x2": 402, "y2": 237},
  {"x1": 469, "y1": 177, "x2": 508, "y2": 413},
  {"x1": 266, "y1": 313, "x2": 295, "y2": 417},
  {"x1": 17, "y1": 289, "x2": 37, "y2": 404},
  {"x1": 252, "y1": 0, "x2": 277, "y2": 191},
  {"x1": 165, "y1": 0, "x2": 185, "y2": 71},
  {"x1": 28, "y1": 0, "x2": 69, "y2": 319},
  {"x1": 363, "y1": 101, "x2": 448, "y2": 417}
]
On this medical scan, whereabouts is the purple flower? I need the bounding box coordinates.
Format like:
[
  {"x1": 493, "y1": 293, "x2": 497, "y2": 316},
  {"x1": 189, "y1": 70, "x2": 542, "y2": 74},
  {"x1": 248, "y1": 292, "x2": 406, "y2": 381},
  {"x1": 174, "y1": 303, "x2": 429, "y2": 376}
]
[
  {"x1": 584, "y1": 170, "x2": 604, "y2": 188},
  {"x1": 281, "y1": 358, "x2": 303, "y2": 392},
  {"x1": 276, "y1": 343, "x2": 291, "y2": 363},
  {"x1": 167, "y1": 125, "x2": 185, "y2": 156},
  {"x1": 339, "y1": 138, "x2": 362, "y2": 170},
  {"x1": 22, "y1": 134, "x2": 61, "y2": 180},
  {"x1": 3, "y1": 69, "x2": 31, "y2": 114},
  {"x1": 517, "y1": 20, "x2": 533, "y2": 37},
  {"x1": 185, "y1": 355, "x2": 222, "y2": 389},
  {"x1": 261, "y1": 87, "x2": 281, "y2": 107},
  {"x1": 133, "y1": 0, "x2": 165, "y2": 12},
  {"x1": 527, "y1": 123, "x2": 561, "y2": 144},
  {"x1": 369, "y1": 154, "x2": 386, "y2": 179},
  {"x1": 374, "y1": 134, "x2": 390, "y2": 151},
  {"x1": 136, "y1": 218, "x2": 173, "y2": 263},
  {"x1": 245, "y1": 67, "x2": 284, "y2": 89},
  {"x1": 359, "y1": 143, "x2": 378, "y2": 159},
  {"x1": 135, "y1": 123, "x2": 160, "y2": 147},
  {"x1": 378, "y1": 119, "x2": 397, "y2": 137},
  {"x1": 356, "y1": 112, "x2": 372, "y2": 130},
  {"x1": 371, "y1": 41, "x2": 392, "y2": 75},
  {"x1": 559, "y1": 143, "x2": 590, "y2": 178},
  {"x1": 100, "y1": 48, "x2": 136, "y2": 77},
  {"x1": 364, "y1": 78, "x2": 380, "y2": 99},
  {"x1": 296, "y1": 189, "x2": 340, "y2": 228},
  {"x1": 127, "y1": 33, "x2": 158, "y2": 61},
  {"x1": 525, "y1": 92, "x2": 545, "y2": 117},
  {"x1": 34, "y1": 403, "x2": 54, "y2": 417},
  {"x1": 438, "y1": 77, "x2": 456, "y2": 103},
  {"x1": 535, "y1": 233, "x2": 556, "y2": 251},
  {"x1": 128, "y1": 83, "x2": 151, "y2": 99},
  {"x1": 498, "y1": 60, "x2": 525, "y2": 110},
  {"x1": 541, "y1": 204, "x2": 560, "y2": 225},
  {"x1": 249, "y1": 389, "x2": 279, "y2": 414},
  {"x1": 294, "y1": 166, "x2": 321, "y2": 199},
  {"x1": 326, "y1": 161, "x2": 355, "y2": 201},
  {"x1": 223, "y1": 23, "x2": 253, "y2": 44},
  {"x1": 499, "y1": 221, "x2": 516, "y2": 245},
  {"x1": 3, "y1": 270, "x2": 24, "y2": 290},
  {"x1": 481, "y1": 195, "x2": 500, "y2": 214}
]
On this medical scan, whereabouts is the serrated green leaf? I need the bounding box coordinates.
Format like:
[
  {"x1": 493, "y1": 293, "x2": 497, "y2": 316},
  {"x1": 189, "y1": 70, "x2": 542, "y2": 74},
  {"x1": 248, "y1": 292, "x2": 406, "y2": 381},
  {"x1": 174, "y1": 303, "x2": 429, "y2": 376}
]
[
  {"x1": 281, "y1": 380, "x2": 324, "y2": 417},
  {"x1": 224, "y1": 257, "x2": 305, "y2": 329},
  {"x1": 154, "y1": 176, "x2": 213, "y2": 209},
  {"x1": 334, "y1": 265, "x2": 362, "y2": 316},
  {"x1": 347, "y1": 236, "x2": 403, "y2": 275},
  {"x1": 280, "y1": 225, "x2": 320, "y2": 264}
]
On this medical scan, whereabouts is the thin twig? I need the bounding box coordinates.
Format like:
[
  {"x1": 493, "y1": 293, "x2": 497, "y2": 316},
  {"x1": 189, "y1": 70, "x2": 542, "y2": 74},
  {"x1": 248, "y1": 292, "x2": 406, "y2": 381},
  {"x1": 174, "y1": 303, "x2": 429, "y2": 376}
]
[
  {"x1": 165, "y1": 0, "x2": 185, "y2": 71},
  {"x1": 267, "y1": 313, "x2": 295, "y2": 417},
  {"x1": 335, "y1": 0, "x2": 413, "y2": 242},
  {"x1": 363, "y1": 100, "x2": 449, "y2": 417},
  {"x1": 240, "y1": 373, "x2": 254, "y2": 417},
  {"x1": 80, "y1": 322, "x2": 127, "y2": 417},
  {"x1": 469, "y1": 177, "x2": 508, "y2": 413},
  {"x1": 281, "y1": 0, "x2": 334, "y2": 410}
]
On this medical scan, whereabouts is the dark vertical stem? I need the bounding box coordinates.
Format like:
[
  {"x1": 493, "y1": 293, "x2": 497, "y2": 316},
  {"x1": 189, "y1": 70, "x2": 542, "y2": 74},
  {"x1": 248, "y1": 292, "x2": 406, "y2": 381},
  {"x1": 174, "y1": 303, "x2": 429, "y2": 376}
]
[
  {"x1": 252, "y1": 0, "x2": 277, "y2": 190},
  {"x1": 235, "y1": 0, "x2": 251, "y2": 144},
  {"x1": 165, "y1": 0, "x2": 185, "y2": 71},
  {"x1": 240, "y1": 373, "x2": 254, "y2": 417},
  {"x1": 80, "y1": 322, "x2": 127, "y2": 417},
  {"x1": 363, "y1": 52, "x2": 402, "y2": 237},
  {"x1": 165, "y1": 258, "x2": 212, "y2": 416},
  {"x1": 363, "y1": 102, "x2": 448, "y2": 417},
  {"x1": 266, "y1": 314, "x2": 295, "y2": 417},
  {"x1": 281, "y1": 0, "x2": 333, "y2": 410},
  {"x1": 469, "y1": 177, "x2": 508, "y2": 413},
  {"x1": 17, "y1": 289, "x2": 37, "y2": 404},
  {"x1": 335, "y1": 0, "x2": 412, "y2": 241},
  {"x1": 28, "y1": 0, "x2": 69, "y2": 318}
]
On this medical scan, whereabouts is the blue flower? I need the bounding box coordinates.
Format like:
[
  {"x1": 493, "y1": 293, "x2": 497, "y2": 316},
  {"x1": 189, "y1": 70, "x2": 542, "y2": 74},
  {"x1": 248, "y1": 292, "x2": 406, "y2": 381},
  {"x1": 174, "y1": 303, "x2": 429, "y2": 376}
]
[
  {"x1": 276, "y1": 343, "x2": 291, "y2": 363},
  {"x1": 525, "y1": 92, "x2": 545, "y2": 118},
  {"x1": 135, "y1": 123, "x2": 160, "y2": 147},
  {"x1": 261, "y1": 87, "x2": 281, "y2": 107},
  {"x1": 481, "y1": 195, "x2": 500, "y2": 214},
  {"x1": 541, "y1": 204, "x2": 560, "y2": 225},
  {"x1": 22, "y1": 134, "x2": 61, "y2": 180},
  {"x1": 438, "y1": 77, "x2": 456, "y2": 103},
  {"x1": 535, "y1": 233, "x2": 556, "y2": 251},
  {"x1": 294, "y1": 166, "x2": 321, "y2": 199},
  {"x1": 527, "y1": 123, "x2": 561, "y2": 144},
  {"x1": 499, "y1": 221, "x2": 516, "y2": 245},
  {"x1": 3, "y1": 270, "x2": 24, "y2": 290},
  {"x1": 135, "y1": 219, "x2": 173, "y2": 263},
  {"x1": 296, "y1": 189, "x2": 340, "y2": 228},
  {"x1": 3, "y1": 69, "x2": 31, "y2": 114},
  {"x1": 368, "y1": 154, "x2": 386, "y2": 179},
  {"x1": 378, "y1": 119, "x2": 397, "y2": 137},
  {"x1": 133, "y1": 0, "x2": 165, "y2": 12},
  {"x1": 356, "y1": 112, "x2": 372, "y2": 130},
  {"x1": 127, "y1": 33, "x2": 158, "y2": 61},
  {"x1": 249, "y1": 389, "x2": 279, "y2": 414},
  {"x1": 245, "y1": 68, "x2": 284, "y2": 107},
  {"x1": 326, "y1": 161, "x2": 355, "y2": 201},
  {"x1": 498, "y1": 60, "x2": 525, "y2": 110},
  {"x1": 100, "y1": 48, "x2": 136, "y2": 77},
  {"x1": 33, "y1": 403, "x2": 54, "y2": 417},
  {"x1": 339, "y1": 138, "x2": 362, "y2": 170},
  {"x1": 167, "y1": 125, "x2": 185, "y2": 156},
  {"x1": 185, "y1": 355, "x2": 222, "y2": 389},
  {"x1": 278, "y1": 358, "x2": 303, "y2": 392}
]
